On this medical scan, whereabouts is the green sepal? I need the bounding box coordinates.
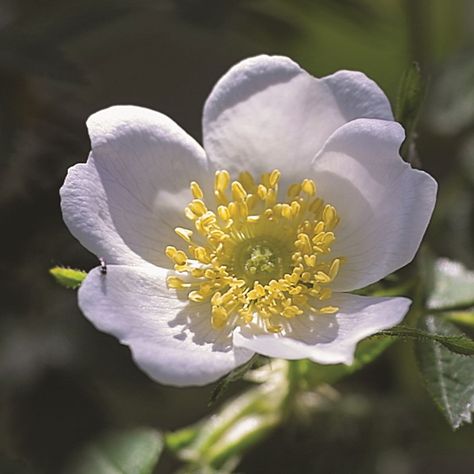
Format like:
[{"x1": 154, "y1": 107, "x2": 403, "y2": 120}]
[
  {"x1": 395, "y1": 61, "x2": 425, "y2": 162},
  {"x1": 49, "y1": 266, "x2": 87, "y2": 289}
]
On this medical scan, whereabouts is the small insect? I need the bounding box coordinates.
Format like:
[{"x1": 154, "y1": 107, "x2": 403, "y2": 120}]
[{"x1": 99, "y1": 257, "x2": 107, "y2": 275}]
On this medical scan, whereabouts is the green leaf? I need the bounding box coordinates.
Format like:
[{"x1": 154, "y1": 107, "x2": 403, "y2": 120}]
[
  {"x1": 299, "y1": 336, "x2": 394, "y2": 387},
  {"x1": 49, "y1": 266, "x2": 87, "y2": 289},
  {"x1": 445, "y1": 311, "x2": 474, "y2": 328},
  {"x1": 395, "y1": 61, "x2": 425, "y2": 162},
  {"x1": 428, "y1": 258, "x2": 474, "y2": 311},
  {"x1": 381, "y1": 325, "x2": 474, "y2": 355},
  {"x1": 66, "y1": 428, "x2": 163, "y2": 474},
  {"x1": 416, "y1": 315, "x2": 474, "y2": 430}
]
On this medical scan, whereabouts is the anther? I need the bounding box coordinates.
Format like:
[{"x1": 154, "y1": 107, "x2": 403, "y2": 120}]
[
  {"x1": 175, "y1": 227, "x2": 193, "y2": 243},
  {"x1": 239, "y1": 171, "x2": 257, "y2": 192},
  {"x1": 167, "y1": 276, "x2": 191, "y2": 289},
  {"x1": 190, "y1": 181, "x2": 204, "y2": 199},
  {"x1": 218, "y1": 205, "x2": 231, "y2": 221},
  {"x1": 323, "y1": 205, "x2": 337, "y2": 229},
  {"x1": 269, "y1": 169, "x2": 281, "y2": 187},
  {"x1": 302, "y1": 179, "x2": 316, "y2": 196},
  {"x1": 188, "y1": 199, "x2": 207, "y2": 217},
  {"x1": 329, "y1": 259, "x2": 340, "y2": 280},
  {"x1": 288, "y1": 183, "x2": 301, "y2": 198},
  {"x1": 167, "y1": 168, "x2": 344, "y2": 333},
  {"x1": 319, "y1": 306, "x2": 339, "y2": 314},
  {"x1": 231, "y1": 181, "x2": 247, "y2": 201},
  {"x1": 211, "y1": 307, "x2": 228, "y2": 329},
  {"x1": 257, "y1": 184, "x2": 267, "y2": 200},
  {"x1": 215, "y1": 170, "x2": 230, "y2": 192}
]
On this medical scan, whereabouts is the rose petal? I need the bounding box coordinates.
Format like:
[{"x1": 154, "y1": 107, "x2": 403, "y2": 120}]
[
  {"x1": 79, "y1": 265, "x2": 254, "y2": 386},
  {"x1": 312, "y1": 118, "x2": 437, "y2": 291},
  {"x1": 61, "y1": 105, "x2": 211, "y2": 267},
  {"x1": 322, "y1": 69, "x2": 393, "y2": 123},
  {"x1": 203, "y1": 54, "x2": 393, "y2": 178},
  {"x1": 233, "y1": 293, "x2": 410, "y2": 364}
]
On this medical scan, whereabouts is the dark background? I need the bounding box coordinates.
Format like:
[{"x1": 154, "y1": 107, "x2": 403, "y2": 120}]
[{"x1": 0, "y1": 0, "x2": 473, "y2": 473}]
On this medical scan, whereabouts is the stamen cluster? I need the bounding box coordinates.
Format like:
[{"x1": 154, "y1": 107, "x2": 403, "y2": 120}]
[{"x1": 166, "y1": 169, "x2": 343, "y2": 333}]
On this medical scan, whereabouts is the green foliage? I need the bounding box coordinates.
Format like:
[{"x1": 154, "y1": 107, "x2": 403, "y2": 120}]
[
  {"x1": 66, "y1": 428, "x2": 163, "y2": 474},
  {"x1": 166, "y1": 425, "x2": 202, "y2": 454},
  {"x1": 416, "y1": 315, "x2": 474, "y2": 430},
  {"x1": 395, "y1": 62, "x2": 425, "y2": 162},
  {"x1": 414, "y1": 257, "x2": 474, "y2": 429},
  {"x1": 168, "y1": 337, "x2": 399, "y2": 472},
  {"x1": 167, "y1": 361, "x2": 289, "y2": 470},
  {"x1": 427, "y1": 258, "x2": 474, "y2": 311},
  {"x1": 49, "y1": 266, "x2": 87, "y2": 289},
  {"x1": 445, "y1": 310, "x2": 474, "y2": 328},
  {"x1": 381, "y1": 325, "x2": 474, "y2": 355},
  {"x1": 396, "y1": 62, "x2": 424, "y2": 128}
]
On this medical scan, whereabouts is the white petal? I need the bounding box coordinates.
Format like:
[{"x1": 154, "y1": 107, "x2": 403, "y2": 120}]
[
  {"x1": 322, "y1": 70, "x2": 393, "y2": 123},
  {"x1": 78, "y1": 265, "x2": 253, "y2": 386},
  {"x1": 61, "y1": 105, "x2": 211, "y2": 267},
  {"x1": 312, "y1": 118, "x2": 437, "y2": 291},
  {"x1": 203, "y1": 55, "x2": 393, "y2": 178},
  {"x1": 233, "y1": 294, "x2": 410, "y2": 364}
]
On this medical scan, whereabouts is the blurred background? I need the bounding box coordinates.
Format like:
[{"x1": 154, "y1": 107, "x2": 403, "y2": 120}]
[{"x1": 0, "y1": 0, "x2": 473, "y2": 472}]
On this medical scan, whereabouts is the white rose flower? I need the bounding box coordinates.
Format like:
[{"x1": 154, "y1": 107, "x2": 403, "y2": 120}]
[{"x1": 60, "y1": 55, "x2": 437, "y2": 386}]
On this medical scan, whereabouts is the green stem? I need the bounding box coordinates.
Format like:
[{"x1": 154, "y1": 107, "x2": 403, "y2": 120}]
[
  {"x1": 429, "y1": 302, "x2": 474, "y2": 313},
  {"x1": 168, "y1": 361, "x2": 291, "y2": 470}
]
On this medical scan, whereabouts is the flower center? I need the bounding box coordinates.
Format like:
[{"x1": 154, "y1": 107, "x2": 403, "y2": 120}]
[
  {"x1": 165, "y1": 169, "x2": 344, "y2": 333},
  {"x1": 235, "y1": 239, "x2": 290, "y2": 286}
]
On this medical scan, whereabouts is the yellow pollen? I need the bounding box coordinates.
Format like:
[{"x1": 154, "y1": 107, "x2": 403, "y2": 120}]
[{"x1": 165, "y1": 169, "x2": 344, "y2": 334}]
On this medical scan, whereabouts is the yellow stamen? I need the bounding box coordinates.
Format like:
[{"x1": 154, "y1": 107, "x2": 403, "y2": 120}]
[
  {"x1": 269, "y1": 169, "x2": 281, "y2": 187},
  {"x1": 190, "y1": 181, "x2": 203, "y2": 199},
  {"x1": 231, "y1": 181, "x2": 247, "y2": 201},
  {"x1": 301, "y1": 179, "x2": 316, "y2": 196},
  {"x1": 175, "y1": 227, "x2": 193, "y2": 243},
  {"x1": 166, "y1": 169, "x2": 344, "y2": 332},
  {"x1": 215, "y1": 170, "x2": 230, "y2": 192},
  {"x1": 239, "y1": 171, "x2": 257, "y2": 192}
]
